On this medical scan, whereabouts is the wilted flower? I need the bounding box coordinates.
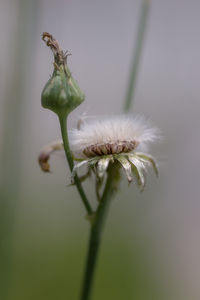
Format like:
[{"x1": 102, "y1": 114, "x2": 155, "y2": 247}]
[
  {"x1": 38, "y1": 140, "x2": 63, "y2": 172},
  {"x1": 70, "y1": 115, "x2": 159, "y2": 188},
  {"x1": 39, "y1": 115, "x2": 159, "y2": 189}
]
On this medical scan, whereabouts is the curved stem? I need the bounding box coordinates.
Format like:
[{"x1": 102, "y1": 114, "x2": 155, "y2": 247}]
[
  {"x1": 124, "y1": 0, "x2": 150, "y2": 112},
  {"x1": 59, "y1": 116, "x2": 93, "y2": 215},
  {"x1": 80, "y1": 163, "x2": 120, "y2": 300}
]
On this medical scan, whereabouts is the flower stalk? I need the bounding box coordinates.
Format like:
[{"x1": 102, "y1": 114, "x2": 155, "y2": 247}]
[
  {"x1": 80, "y1": 163, "x2": 120, "y2": 300},
  {"x1": 124, "y1": 0, "x2": 150, "y2": 112},
  {"x1": 59, "y1": 115, "x2": 93, "y2": 215}
]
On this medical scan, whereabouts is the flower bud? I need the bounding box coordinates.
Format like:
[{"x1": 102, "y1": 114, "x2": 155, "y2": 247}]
[{"x1": 41, "y1": 32, "x2": 85, "y2": 118}]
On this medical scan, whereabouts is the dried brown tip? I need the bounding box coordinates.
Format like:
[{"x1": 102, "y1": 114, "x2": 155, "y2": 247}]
[
  {"x1": 38, "y1": 152, "x2": 51, "y2": 172},
  {"x1": 42, "y1": 32, "x2": 61, "y2": 55},
  {"x1": 38, "y1": 140, "x2": 63, "y2": 172},
  {"x1": 42, "y1": 32, "x2": 71, "y2": 66}
]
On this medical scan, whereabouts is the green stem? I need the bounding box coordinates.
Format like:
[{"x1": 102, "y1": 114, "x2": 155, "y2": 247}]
[
  {"x1": 59, "y1": 116, "x2": 93, "y2": 215},
  {"x1": 124, "y1": 0, "x2": 150, "y2": 112},
  {"x1": 80, "y1": 163, "x2": 119, "y2": 300}
]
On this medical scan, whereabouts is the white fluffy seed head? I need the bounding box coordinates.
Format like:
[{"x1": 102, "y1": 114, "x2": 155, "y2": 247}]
[{"x1": 70, "y1": 115, "x2": 160, "y2": 158}]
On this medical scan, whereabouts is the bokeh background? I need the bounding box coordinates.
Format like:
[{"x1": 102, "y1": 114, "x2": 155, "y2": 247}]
[{"x1": 0, "y1": 0, "x2": 200, "y2": 299}]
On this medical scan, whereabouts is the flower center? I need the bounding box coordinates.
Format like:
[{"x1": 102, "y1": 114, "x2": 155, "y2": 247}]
[{"x1": 83, "y1": 140, "x2": 138, "y2": 157}]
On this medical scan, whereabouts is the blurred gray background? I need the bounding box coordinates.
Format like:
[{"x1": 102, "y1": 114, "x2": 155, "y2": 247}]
[{"x1": 0, "y1": 0, "x2": 200, "y2": 299}]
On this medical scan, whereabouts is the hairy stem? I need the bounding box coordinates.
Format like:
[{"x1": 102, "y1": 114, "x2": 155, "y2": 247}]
[
  {"x1": 80, "y1": 163, "x2": 120, "y2": 300},
  {"x1": 59, "y1": 116, "x2": 93, "y2": 215},
  {"x1": 124, "y1": 0, "x2": 150, "y2": 112}
]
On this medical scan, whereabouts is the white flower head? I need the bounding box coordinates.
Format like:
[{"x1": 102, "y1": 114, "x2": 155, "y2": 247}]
[
  {"x1": 70, "y1": 114, "x2": 159, "y2": 158},
  {"x1": 70, "y1": 114, "x2": 159, "y2": 188},
  {"x1": 38, "y1": 115, "x2": 159, "y2": 189}
]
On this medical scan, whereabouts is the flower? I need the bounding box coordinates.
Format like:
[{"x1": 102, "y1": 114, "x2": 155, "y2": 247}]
[
  {"x1": 38, "y1": 115, "x2": 159, "y2": 189},
  {"x1": 70, "y1": 115, "x2": 158, "y2": 157},
  {"x1": 70, "y1": 115, "x2": 159, "y2": 188}
]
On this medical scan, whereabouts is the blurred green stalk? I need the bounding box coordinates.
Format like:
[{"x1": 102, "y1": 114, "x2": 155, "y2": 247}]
[
  {"x1": 80, "y1": 164, "x2": 119, "y2": 300},
  {"x1": 0, "y1": 1, "x2": 39, "y2": 299},
  {"x1": 124, "y1": 0, "x2": 150, "y2": 112}
]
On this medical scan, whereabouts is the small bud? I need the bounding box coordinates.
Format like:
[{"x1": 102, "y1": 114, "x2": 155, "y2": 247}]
[{"x1": 41, "y1": 32, "x2": 85, "y2": 118}]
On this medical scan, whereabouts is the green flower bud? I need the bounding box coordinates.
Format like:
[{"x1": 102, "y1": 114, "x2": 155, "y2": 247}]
[
  {"x1": 42, "y1": 65, "x2": 85, "y2": 118},
  {"x1": 41, "y1": 32, "x2": 85, "y2": 119}
]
